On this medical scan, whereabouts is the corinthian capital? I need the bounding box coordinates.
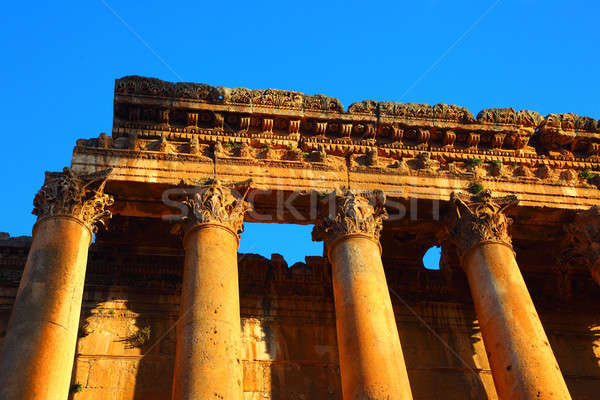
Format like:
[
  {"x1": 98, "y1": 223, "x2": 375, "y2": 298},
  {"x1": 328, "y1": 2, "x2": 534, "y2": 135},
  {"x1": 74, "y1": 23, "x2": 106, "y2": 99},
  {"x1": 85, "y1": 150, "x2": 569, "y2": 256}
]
[
  {"x1": 561, "y1": 206, "x2": 600, "y2": 281},
  {"x1": 183, "y1": 179, "x2": 252, "y2": 238},
  {"x1": 445, "y1": 190, "x2": 519, "y2": 257},
  {"x1": 32, "y1": 167, "x2": 114, "y2": 232},
  {"x1": 312, "y1": 189, "x2": 388, "y2": 248}
]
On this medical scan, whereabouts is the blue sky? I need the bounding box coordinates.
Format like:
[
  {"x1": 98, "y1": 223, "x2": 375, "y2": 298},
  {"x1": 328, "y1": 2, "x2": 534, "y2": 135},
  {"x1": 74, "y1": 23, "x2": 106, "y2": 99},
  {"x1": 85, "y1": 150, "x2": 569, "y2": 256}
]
[{"x1": 1, "y1": 1, "x2": 598, "y2": 265}]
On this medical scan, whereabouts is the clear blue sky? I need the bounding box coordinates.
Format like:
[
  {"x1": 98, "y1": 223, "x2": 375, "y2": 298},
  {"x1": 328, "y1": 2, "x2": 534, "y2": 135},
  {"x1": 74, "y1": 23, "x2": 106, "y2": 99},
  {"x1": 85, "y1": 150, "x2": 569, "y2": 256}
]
[{"x1": 1, "y1": 1, "x2": 598, "y2": 265}]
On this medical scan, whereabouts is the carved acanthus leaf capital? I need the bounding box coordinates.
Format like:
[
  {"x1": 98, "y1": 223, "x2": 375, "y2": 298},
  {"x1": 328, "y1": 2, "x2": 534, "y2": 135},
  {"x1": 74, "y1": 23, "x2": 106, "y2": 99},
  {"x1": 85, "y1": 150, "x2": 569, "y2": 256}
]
[
  {"x1": 32, "y1": 167, "x2": 114, "y2": 233},
  {"x1": 444, "y1": 190, "x2": 519, "y2": 257},
  {"x1": 312, "y1": 189, "x2": 388, "y2": 248},
  {"x1": 561, "y1": 206, "x2": 600, "y2": 277},
  {"x1": 183, "y1": 179, "x2": 252, "y2": 238}
]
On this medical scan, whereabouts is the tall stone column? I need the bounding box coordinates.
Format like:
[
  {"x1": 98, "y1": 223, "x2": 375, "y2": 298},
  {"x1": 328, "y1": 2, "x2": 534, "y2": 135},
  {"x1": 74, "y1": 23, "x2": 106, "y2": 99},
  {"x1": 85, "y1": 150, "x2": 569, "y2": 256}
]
[
  {"x1": 562, "y1": 206, "x2": 600, "y2": 286},
  {"x1": 313, "y1": 190, "x2": 413, "y2": 400},
  {"x1": 0, "y1": 167, "x2": 113, "y2": 400},
  {"x1": 171, "y1": 180, "x2": 251, "y2": 400},
  {"x1": 445, "y1": 190, "x2": 571, "y2": 400}
]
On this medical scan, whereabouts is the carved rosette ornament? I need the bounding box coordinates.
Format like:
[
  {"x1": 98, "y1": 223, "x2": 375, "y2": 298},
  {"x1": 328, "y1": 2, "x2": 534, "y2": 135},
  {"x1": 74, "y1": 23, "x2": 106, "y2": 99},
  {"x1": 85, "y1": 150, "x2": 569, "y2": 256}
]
[
  {"x1": 32, "y1": 167, "x2": 114, "y2": 233},
  {"x1": 561, "y1": 206, "x2": 600, "y2": 283},
  {"x1": 182, "y1": 179, "x2": 252, "y2": 240},
  {"x1": 445, "y1": 190, "x2": 519, "y2": 258},
  {"x1": 312, "y1": 189, "x2": 388, "y2": 252}
]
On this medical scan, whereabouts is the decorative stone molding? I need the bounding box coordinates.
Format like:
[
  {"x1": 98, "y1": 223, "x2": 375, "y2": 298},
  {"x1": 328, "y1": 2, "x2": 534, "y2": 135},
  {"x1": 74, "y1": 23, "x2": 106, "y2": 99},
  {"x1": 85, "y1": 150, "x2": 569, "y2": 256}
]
[
  {"x1": 444, "y1": 190, "x2": 519, "y2": 258},
  {"x1": 182, "y1": 179, "x2": 252, "y2": 239},
  {"x1": 312, "y1": 190, "x2": 388, "y2": 251},
  {"x1": 113, "y1": 77, "x2": 600, "y2": 157},
  {"x1": 32, "y1": 167, "x2": 113, "y2": 233},
  {"x1": 104, "y1": 76, "x2": 600, "y2": 193},
  {"x1": 561, "y1": 206, "x2": 600, "y2": 282}
]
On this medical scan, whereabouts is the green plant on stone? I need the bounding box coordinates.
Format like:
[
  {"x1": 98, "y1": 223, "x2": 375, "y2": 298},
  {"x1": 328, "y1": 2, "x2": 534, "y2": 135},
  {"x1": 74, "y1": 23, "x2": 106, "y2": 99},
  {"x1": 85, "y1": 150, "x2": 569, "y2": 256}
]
[
  {"x1": 579, "y1": 168, "x2": 598, "y2": 181},
  {"x1": 70, "y1": 384, "x2": 83, "y2": 394},
  {"x1": 135, "y1": 326, "x2": 151, "y2": 346},
  {"x1": 466, "y1": 158, "x2": 482, "y2": 167},
  {"x1": 469, "y1": 182, "x2": 484, "y2": 194},
  {"x1": 491, "y1": 160, "x2": 502, "y2": 167},
  {"x1": 302, "y1": 152, "x2": 310, "y2": 159}
]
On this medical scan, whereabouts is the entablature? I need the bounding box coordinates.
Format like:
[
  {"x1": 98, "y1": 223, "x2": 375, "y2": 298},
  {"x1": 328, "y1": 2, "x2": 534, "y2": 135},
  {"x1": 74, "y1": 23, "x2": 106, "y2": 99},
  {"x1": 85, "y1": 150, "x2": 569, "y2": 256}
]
[{"x1": 71, "y1": 75, "x2": 600, "y2": 222}]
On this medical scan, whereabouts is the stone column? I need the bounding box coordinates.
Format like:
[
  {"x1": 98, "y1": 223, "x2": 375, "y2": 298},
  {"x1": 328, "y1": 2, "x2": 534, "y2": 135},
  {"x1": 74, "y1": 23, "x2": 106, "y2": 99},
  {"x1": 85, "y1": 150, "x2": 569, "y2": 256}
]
[
  {"x1": 562, "y1": 205, "x2": 600, "y2": 286},
  {"x1": 171, "y1": 180, "x2": 251, "y2": 400},
  {"x1": 446, "y1": 190, "x2": 571, "y2": 400},
  {"x1": 0, "y1": 168, "x2": 113, "y2": 400},
  {"x1": 313, "y1": 190, "x2": 413, "y2": 400}
]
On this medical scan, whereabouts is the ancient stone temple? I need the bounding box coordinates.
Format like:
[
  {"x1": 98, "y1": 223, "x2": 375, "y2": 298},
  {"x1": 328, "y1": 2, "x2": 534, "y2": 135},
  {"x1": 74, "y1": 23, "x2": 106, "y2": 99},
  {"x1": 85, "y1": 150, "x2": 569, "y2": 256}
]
[{"x1": 1, "y1": 76, "x2": 600, "y2": 400}]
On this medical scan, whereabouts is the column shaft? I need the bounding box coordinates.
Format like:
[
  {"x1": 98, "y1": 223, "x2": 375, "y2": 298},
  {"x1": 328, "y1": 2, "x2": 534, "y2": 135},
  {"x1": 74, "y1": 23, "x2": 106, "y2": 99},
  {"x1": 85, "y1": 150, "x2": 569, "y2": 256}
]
[
  {"x1": 330, "y1": 235, "x2": 413, "y2": 400},
  {"x1": 446, "y1": 190, "x2": 572, "y2": 399},
  {"x1": 0, "y1": 217, "x2": 92, "y2": 400},
  {"x1": 464, "y1": 243, "x2": 571, "y2": 400},
  {"x1": 171, "y1": 224, "x2": 242, "y2": 400}
]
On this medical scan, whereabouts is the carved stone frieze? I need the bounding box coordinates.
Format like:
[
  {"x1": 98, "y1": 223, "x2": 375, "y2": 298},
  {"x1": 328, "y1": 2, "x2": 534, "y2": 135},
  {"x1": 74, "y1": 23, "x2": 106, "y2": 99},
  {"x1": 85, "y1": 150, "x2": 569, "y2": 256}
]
[
  {"x1": 379, "y1": 102, "x2": 474, "y2": 123},
  {"x1": 106, "y1": 76, "x2": 600, "y2": 186},
  {"x1": 312, "y1": 190, "x2": 388, "y2": 249},
  {"x1": 348, "y1": 100, "x2": 377, "y2": 115},
  {"x1": 182, "y1": 179, "x2": 252, "y2": 238},
  {"x1": 443, "y1": 190, "x2": 519, "y2": 257},
  {"x1": 303, "y1": 94, "x2": 344, "y2": 113},
  {"x1": 561, "y1": 206, "x2": 600, "y2": 282},
  {"x1": 539, "y1": 113, "x2": 600, "y2": 156},
  {"x1": 477, "y1": 108, "x2": 542, "y2": 128},
  {"x1": 116, "y1": 75, "x2": 225, "y2": 102},
  {"x1": 114, "y1": 75, "x2": 598, "y2": 129},
  {"x1": 32, "y1": 167, "x2": 114, "y2": 233},
  {"x1": 251, "y1": 88, "x2": 303, "y2": 109}
]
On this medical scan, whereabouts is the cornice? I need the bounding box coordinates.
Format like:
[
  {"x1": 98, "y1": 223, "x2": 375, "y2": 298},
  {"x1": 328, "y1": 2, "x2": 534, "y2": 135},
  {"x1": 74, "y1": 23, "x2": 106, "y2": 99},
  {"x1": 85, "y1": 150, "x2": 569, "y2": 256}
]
[
  {"x1": 103, "y1": 76, "x2": 600, "y2": 192},
  {"x1": 112, "y1": 76, "x2": 600, "y2": 161}
]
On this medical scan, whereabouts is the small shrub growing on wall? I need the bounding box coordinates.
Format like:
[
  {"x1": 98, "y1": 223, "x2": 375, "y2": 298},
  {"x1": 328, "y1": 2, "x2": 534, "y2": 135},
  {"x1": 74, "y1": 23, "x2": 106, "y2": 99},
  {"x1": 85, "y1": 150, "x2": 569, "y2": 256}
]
[
  {"x1": 135, "y1": 326, "x2": 151, "y2": 346},
  {"x1": 579, "y1": 168, "x2": 598, "y2": 181},
  {"x1": 469, "y1": 182, "x2": 484, "y2": 194},
  {"x1": 70, "y1": 384, "x2": 83, "y2": 393},
  {"x1": 466, "y1": 158, "x2": 482, "y2": 168}
]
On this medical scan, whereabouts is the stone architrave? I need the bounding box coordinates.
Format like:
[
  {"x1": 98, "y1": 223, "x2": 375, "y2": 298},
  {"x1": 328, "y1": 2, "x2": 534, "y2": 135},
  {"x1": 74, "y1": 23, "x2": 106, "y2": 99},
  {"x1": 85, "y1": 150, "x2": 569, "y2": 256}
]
[
  {"x1": 446, "y1": 190, "x2": 572, "y2": 400},
  {"x1": 313, "y1": 190, "x2": 414, "y2": 400},
  {"x1": 171, "y1": 179, "x2": 251, "y2": 400},
  {"x1": 0, "y1": 167, "x2": 113, "y2": 400}
]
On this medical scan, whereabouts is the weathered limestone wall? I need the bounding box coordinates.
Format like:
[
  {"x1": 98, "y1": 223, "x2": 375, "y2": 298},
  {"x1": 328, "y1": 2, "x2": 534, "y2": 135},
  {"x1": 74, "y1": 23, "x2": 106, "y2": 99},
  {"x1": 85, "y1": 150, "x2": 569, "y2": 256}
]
[{"x1": 0, "y1": 237, "x2": 599, "y2": 399}]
